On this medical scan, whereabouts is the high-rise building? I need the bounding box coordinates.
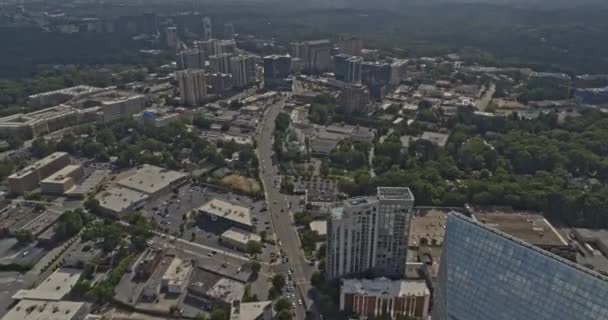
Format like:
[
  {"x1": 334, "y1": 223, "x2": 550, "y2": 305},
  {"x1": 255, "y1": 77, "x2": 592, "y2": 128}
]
[
  {"x1": 217, "y1": 39, "x2": 237, "y2": 55},
  {"x1": 195, "y1": 39, "x2": 218, "y2": 58},
  {"x1": 230, "y1": 55, "x2": 258, "y2": 88},
  {"x1": 433, "y1": 212, "x2": 608, "y2": 320},
  {"x1": 202, "y1": 16, "x2": 212, "y2": 40},
  {"x1": 334, "y1": 54, "x2": 362, "y2": 83},
  {"x1": 327, "y1": 187, "x2": 415, "y2": 279},
  {"x1": 207, "y1": 73, "x2": 234, "y2": 95},
  {"x1": 361, "y1": 62, "x2": 392, "y2": 99},
  {"x1": 290, "y1": 39, "x2": 332, "y2": 73},
  {"x1": 337, "y1": 84, "x2": 369, "y2": 115},
  {"x1": 209, "y1": 53, "x2": 233, "y2": 74},
  {"x1": 176, "y1": 69, "x2": 207, "y2": 106},
  {"x1": 337, "y1": 34, "x2": 363, "y2": 56},
  {"x1": 177, "y1": 49, "x2": 205, "y2": 70},
  {"x1": 263, "y1": 55, "x2": 292, "y2": 89},
  {"x1": 224, "y1": 22, "x2": 235, "y2": 39},
  {"x1": 165, "y1": 26, "x2": 178, "y2": 49}
]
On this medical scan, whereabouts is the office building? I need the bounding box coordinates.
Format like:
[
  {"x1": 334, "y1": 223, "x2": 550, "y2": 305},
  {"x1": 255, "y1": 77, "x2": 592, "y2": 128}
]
[
  {"x1": 230, "y1": 55, "x2": 258, "y2": 88},
  {"x1": 290, "y1": 39, "x2": 332, "y2": 73},
  {"x1": 177, "y1": 49, "x2": 205, "y2": 69},
  {"x1": 8, "y1": 152, "x2": 71, "y2": 194},
  {"x1": 165, "y1": 26, "x2": 178, "y2": 49},
  {"x1": 433, "y1": 212, "x2": 608, "y2": 320},
  {"x1": 334, "y1": 54, "x2": 362, "y2": 83},
  {"x1": 40, "y1": 164, "x2": 84, "y2": 195},
  {"x1": 208, "y1": 73, "x2": 234, "y2": 95},
  {"x1": 176, "y1": 69, "x2": 207, "y2": 106},
  {"x1": 198, "y1": 198, "x2": 253, "y2": 231},
  {"x1": 361, "y1": 62, "x2": 392, "y2": 99},
  {"x1": 28, "y1": 85, "x2": 106, "y2": 108},
  {"x1": 337, "y1": 84, "x2": 369, "y2": 115},
  {"x1": 224, "y1": 22, "x2": 235, "y2": 39},
  {"x1": 221, "y1": 227, "x2": 262, "y2": 252},
  {"x1": 202, "y1": 16, "x2": 212, "y2": 40},
  {"x1": 341, "y1": 278, "x2": 430, "y2": 319},
  {"x1": 336, "y1": 35, "x2": 363, "y2": 56},
  {"x1": 209, "y1": 53, "x2": 233, "y2": 74},
  {"x1": 13, "y1": 268, "x2": 82, "y2": 301},
  {"x1": 327, "y1": 187, "x2": 415, "y2": 279},
  {"x1": 263, "y1": 55, "x2": 292, "y2": 89},
  {"x1": 99, "y1": 92, "x2": 146, "y2": 123}
]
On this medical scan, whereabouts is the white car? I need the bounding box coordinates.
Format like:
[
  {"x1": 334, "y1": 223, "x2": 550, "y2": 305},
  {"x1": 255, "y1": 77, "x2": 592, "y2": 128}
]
[{"x1": 298, "y1": 299, "x2": 303, "y2": 305}]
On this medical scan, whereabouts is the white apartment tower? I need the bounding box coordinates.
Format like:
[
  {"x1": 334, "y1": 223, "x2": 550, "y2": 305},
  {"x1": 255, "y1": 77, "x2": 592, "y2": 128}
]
[
  {"x1": 327, "y1": 187, "x2": 415, "y2": 279},
  {"x1": 230, "y1": 55, "x2": 258, "y2": 88},
  {"x1": 176, "y1": 69, "x2": 207, "y2": 106}
]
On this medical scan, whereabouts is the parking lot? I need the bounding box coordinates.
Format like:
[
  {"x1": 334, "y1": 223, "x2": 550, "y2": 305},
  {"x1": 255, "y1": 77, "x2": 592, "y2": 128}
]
[{"x1": 140, "y1": 184, "x2": 276, "y2": 262}]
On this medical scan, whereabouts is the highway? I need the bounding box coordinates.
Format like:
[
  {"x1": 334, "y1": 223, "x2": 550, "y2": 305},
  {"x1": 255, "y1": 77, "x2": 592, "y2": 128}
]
[{"x1": 256, "y1": 96, "x2": 315, "y2": 320}]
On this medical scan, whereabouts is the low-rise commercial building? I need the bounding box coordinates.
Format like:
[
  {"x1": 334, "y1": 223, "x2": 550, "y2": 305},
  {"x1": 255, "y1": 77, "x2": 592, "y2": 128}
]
[
  {"x1": 8, "y1": 152, "x2": 71, "y2": 194},
  {"x1": 220, "y1": 227, "x2": 261, "y2": 252},
  {"x1": 1, "y1": 300, "x2": 90, "y2": 320},
  {"x1": 40, "y1": 164, "x2": 84, "y2": 195},
  {"x1": 161, "y1": 257, "x2": 194, "y2": 294},
  {"x1": 97, "y1": 186, "x2": 149, "y2": 215},
  {"x1": 28, "y1": 85, "x2": 106, "y2": 108},
  {"x1": 12, "y1": 268, "x2": 82, "y2": 301},
  {"x1": 340, "y1": 278, "x2": 430, "y2": 319},
  {"x1": 230, "y1": 300, "x2": 273, "y2": 320},
  {"x1": 116, "y1": 164, "x2": 188, "y2": 197},
  {"x1": 199, "y1": 198, "x2": 253, "y2": 231}
]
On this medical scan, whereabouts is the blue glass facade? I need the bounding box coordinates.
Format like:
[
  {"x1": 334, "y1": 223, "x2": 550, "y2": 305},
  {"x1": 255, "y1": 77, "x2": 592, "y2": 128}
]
[{"x1": 433, "y1": 213, "x2": 608, "y2": 320}]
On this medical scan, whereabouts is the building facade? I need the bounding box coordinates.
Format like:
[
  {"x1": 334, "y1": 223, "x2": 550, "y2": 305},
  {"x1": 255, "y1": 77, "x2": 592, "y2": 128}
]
[
  {"x1": 202, "y1": 16, "x2": 212, "y2": 40},
  {"x1": 337, "y1": 84, "x2": 369, "y2": 115},
  {"x1": 341, "y1": 278, "x2": 430, "y2": 319},
  {"x1": 290, "y1": 39, "x2": 332, "y2": 73},
  {"x1": 176, "y1": 69, "x2": 207, "y2": 106},
  {"x1": 230, "y1": 55, "x2": 258, "y2": 88},
  {"x1": 433, "y1": 212, "x2": 608, "y2": 320},
  {"x1": 263, "y1": 55, "x2": 292, "y2": 89},
  {"x1": 177, "y1": 49, "x2": 206, "y2": 70},
  {"x1": 327, "y1": 187, "x2": 415, "y2": 279}
]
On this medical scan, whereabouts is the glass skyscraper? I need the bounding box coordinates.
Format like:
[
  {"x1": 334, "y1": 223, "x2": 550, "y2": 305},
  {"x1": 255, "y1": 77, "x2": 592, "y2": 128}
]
[{"x1": 433, "y1": 212, "x2": 608, "y2": 320}]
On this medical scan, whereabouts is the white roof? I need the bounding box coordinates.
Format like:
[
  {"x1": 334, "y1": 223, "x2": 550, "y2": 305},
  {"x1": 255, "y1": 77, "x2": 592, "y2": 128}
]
[
  {"x1": 221, "y1": 227, "x2": 261, "y2": 245},
  {"x1": 1, "y1": 300, "x2": 87, "y2": 320},
  {"x1": 97, "y1": 186, "x2": 148, "y2": 213},
  {"x1": 309, "y1": 220, "x2": 327, "y2": 236},
  {"x1": 341, "y1": 277, "x2": 429, "y2": 298},
  {"x1": 162, "y1": 257, "x2": 193, "y2": 287},
  {"x1": 206, "y1": 278, "x2": 245, "y2": 303},
  {"x1": 230, "y1": 301, "x2": 272, "y2": 320},
  {"x1": 116, "y1": 164, "x2": 187, "y2": 195},
  {"x1": 12, "y1": 268, "x2": 81, "y2": 301},
  {"x1": 199, "y1": 198, "x2": 252, "y2": 227}
]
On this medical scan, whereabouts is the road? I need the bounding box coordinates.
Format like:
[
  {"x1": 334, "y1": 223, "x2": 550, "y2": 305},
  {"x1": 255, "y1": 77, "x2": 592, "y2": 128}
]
[{"x1": 255, "y1": 96, "x2": 315, "y2": 320}]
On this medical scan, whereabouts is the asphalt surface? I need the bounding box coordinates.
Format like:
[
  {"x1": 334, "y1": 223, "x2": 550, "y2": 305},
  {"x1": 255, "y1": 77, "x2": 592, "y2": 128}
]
[{"x1": 256, "y1": 96, "x2": 315, "y2": 320}]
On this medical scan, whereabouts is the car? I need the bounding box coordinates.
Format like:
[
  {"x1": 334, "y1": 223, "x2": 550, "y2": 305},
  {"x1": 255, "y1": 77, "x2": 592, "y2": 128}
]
[
  {"x1": 22, "y1": 251, "x2": 29, "y2": 256},
  {"x1": 298, "y1": 299, "x2": 303, "y2": 305},
  {"x1": 273, "y1": 201, "x2": 277, "y2": 204}
]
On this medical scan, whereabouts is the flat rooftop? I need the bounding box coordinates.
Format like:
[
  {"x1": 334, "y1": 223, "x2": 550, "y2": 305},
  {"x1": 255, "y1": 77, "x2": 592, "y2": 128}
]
[
  {"x1": 162, "y1": 257, "x2": 193, "y2": 287},
  {"x1": 473, "y1": 213, "x2": 568, "y2": 247},
  {"x1": 205, "y1": 278, "x2": 245, "y2": 303},
  {"x1": 1, "y1": 300, "x2": 87, "y2": 320},
  {"x1": 309, "y1": 221, "x2": 327, "y2": 237},
  {"x1": 221, "y1": 227, "x2": 261, "y2": 245},
  {"x1": 29, "y1": 85, "x2": 103, "y2": 98},
  {"x1": 341, "y1": 277, "x2": 429, "y2": 297},
  {"x1": 67, "y1": 169, "x2": 109, "y2": 197},
  {"x1": 420, "y1": 131, "x2": 449, "y2": 147},
  {"x1": 97, "y1": 186, "x2": 149, "y2": 213},
  {"x1": 116, "y1": 164, "x2": 187, "y2": 195},
  {"x1": 377, "y1": 187, "x2": 414, "y2": 201},
  {"x1": 40, "y1": 165, "x2": 81, "y2": 184},
  {"x1": 12, "y1": 268, "x2": 81, "y2": 301},
  {"x1": 199, "y1": 198, "x2": 252, "y2": 227},
  {"x1": 409, "y1": 209, "x2": 447, "y2": 247},
  {"x1": 230, "y1": 301, "x2": 272, "y2": 320},
  {"x1": 9, "y1": 152, "x2": 68, "y2": 179}
]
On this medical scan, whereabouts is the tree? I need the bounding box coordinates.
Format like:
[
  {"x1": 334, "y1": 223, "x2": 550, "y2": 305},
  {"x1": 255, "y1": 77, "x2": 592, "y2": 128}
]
[
  {"x1": 246, "y1": 240, "x2": 262, "y2": 256},
  {"x1": 55, "y1": 210, "x2": 84, "y2": 240},
  {"x1": 193, "y1": 115, "x2": 212, "y2": 129},
  {"x1": 15, "y1": 229, "x2": 34, "y2": 243},
  {"x1": 274, "y1": 297, "x2": 291, "y2": 313},
  {"x1": 210, "y1": 307, "x2": 229, "y2": 320},
  {"x1": 194, "y1": 314, "x2": 208, "y2": 320},
  {"x1": 251, "y1": 261, "x2": 261, "y2": 275},
  {"x1": 276, "y1": 310, "x2": 293, "y2": 320},
  {"x1": 271, "y1": 273, "x2": 286, "y2": 291},
  {"x1": 275, "y1": 113, "x2": 291, "y2": 131}
]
